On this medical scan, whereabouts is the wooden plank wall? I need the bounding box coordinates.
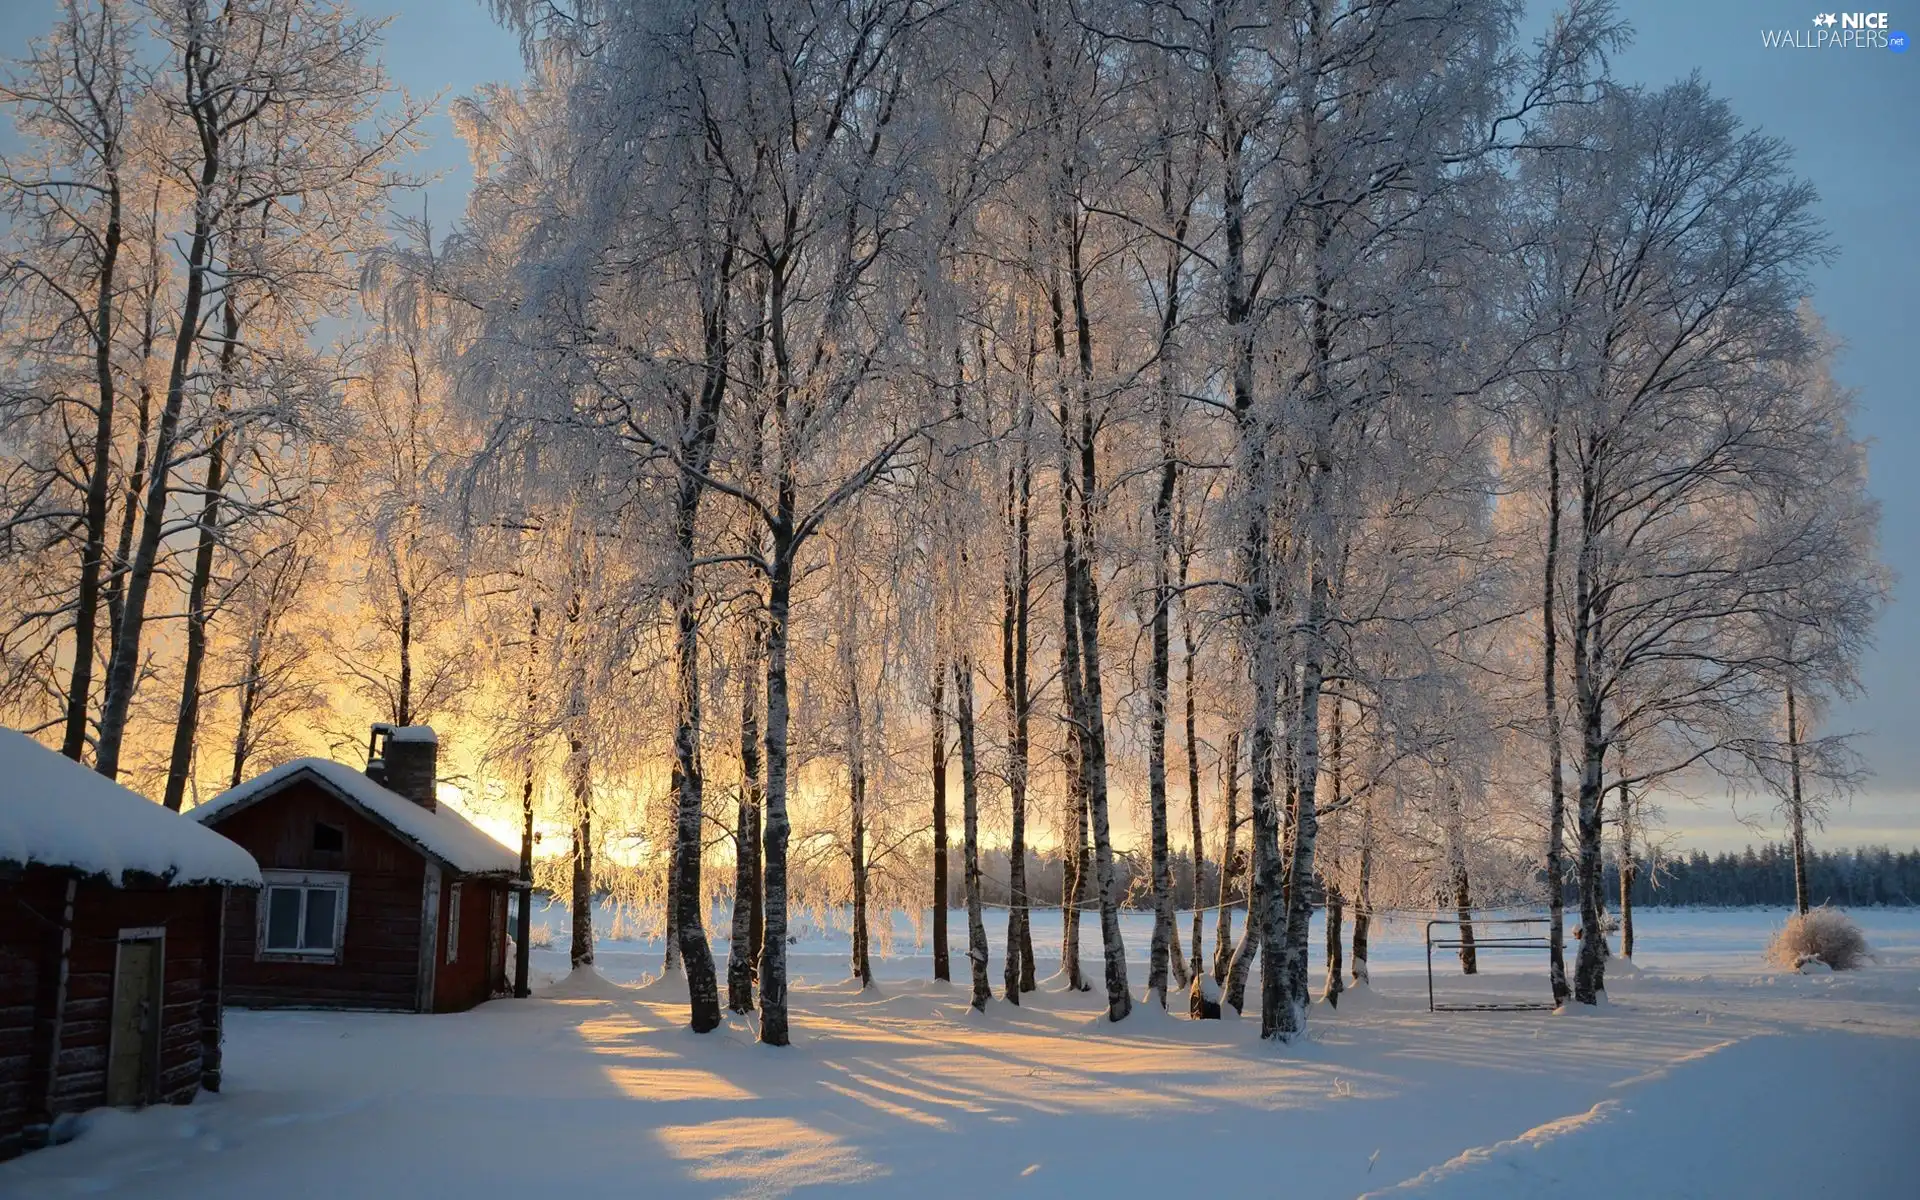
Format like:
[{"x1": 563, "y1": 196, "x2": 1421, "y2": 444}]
[
  {"x1": 210, "y1": 779, "x2": 426, "y2": 1010},
  {"x1": 432, "y1": 877, "x2": 509, "y2": 1013},
  {"x1": 56, "y1": 884, "x2": 221, "y2": 1112},
  {"x1": 0, "y1": 869, "x2": 60, "y2": 1159}
]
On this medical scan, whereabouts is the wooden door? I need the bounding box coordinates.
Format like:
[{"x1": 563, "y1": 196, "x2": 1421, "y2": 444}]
[{"x1": 107, "y1": 936, "x2": 162, "y2": 1106}]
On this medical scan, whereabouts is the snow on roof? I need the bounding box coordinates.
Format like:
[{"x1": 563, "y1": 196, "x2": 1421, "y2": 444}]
[
  {"x1": 385, "y1": 725, "x2": 438, "y2": 744},
  {"x1": 193, "y1": 757, "x2": 520, "y2": 877},
  {"x1": 0, "y1": 729, "x2": 263, "y2": 888}
]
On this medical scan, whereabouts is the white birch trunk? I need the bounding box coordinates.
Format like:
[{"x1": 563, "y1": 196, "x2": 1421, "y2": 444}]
[{"x1": 954, "y1": 659, "x2": 991, "y2": 1010}]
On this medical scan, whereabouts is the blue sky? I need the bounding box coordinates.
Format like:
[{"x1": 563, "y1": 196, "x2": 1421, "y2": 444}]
[
  {"x1": 1586, "y1": 2, "x2": 1918, "y2": 850},
  {"x1": 1, "y1": 0, "x2": 1914, "y2": 851}
]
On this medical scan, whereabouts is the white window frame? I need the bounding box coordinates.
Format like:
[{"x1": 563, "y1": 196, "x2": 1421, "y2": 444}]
[
  {"x1": 445, "y1": 881, "x2": 462, "y2": 964},
  {"x1": 257, "y1": 869, "x2": 349, "y2": 963}
]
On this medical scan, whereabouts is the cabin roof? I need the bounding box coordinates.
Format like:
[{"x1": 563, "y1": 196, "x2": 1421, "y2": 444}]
[
  {"x1": 0, "y1": 729, "x2": 263, "y2": 888},
  {"x1": 194, "y1": 757, "x2": 520, "y2": 878}
]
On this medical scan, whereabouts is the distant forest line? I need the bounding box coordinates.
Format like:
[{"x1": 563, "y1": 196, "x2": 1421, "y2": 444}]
[
  {"x1": 954, "y1": 842, "x2": 1920, "y2": 911},
  {"x1": 1596, "y1": 843, "x2": 1920, "y2": 910},
  {"x1": 545, "y1": 842, "x2": 1920, "y2": 917}
]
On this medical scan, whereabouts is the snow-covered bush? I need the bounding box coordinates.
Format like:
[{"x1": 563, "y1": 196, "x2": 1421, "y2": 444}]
[{"x1": 1766, "y1": 908, "x2": 1871, "y2": 971}]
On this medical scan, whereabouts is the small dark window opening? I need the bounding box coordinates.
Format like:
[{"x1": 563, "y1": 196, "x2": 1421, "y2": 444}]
[{"x1": 313, "y1": 822, "x2": 345, "y2": 853}]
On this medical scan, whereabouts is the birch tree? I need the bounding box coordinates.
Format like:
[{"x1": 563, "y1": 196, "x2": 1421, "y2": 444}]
[
  {"x1": 1531, "y1": 82, "x2": 1835, "y2": 1004},
  {"x1": 93, "y1": 0, "x2": 417, "y2": 779},
  {"x1": 0, "y1": 0, "x2": 136, "y2": 759}
]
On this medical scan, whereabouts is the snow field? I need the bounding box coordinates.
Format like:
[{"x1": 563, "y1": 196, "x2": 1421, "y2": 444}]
[{"x1": 3, "y1": 907, "x2": 1917, "y2": 1198}]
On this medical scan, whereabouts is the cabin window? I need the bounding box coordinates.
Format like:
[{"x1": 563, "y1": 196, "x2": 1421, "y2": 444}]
[
  {"x1": 446, "y1": 882, "x2": 462, "y2": 964},
  {"x1": 312, "y1": 822, "x2": 345, "y2": 853},
  {"x1": 258, "y1": 869, "x2": 349, "y2": 961}
]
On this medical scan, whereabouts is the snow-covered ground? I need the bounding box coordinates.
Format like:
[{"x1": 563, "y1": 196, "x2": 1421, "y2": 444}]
[{"x1": 5, "y1": 906, "x2": 1918, "y2": 1198}]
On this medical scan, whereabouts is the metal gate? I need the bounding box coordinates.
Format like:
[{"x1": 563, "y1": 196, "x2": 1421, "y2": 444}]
[{"x1": 1424, "y1": 917, "x2": 1556, "y2": 1012}]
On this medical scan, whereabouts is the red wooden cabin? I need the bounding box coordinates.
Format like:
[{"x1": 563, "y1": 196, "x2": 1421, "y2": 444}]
[
  {"x1": 192, "y1": 725, "x2": 525, "y2": 1014},
  {"x1": 0, "y1": 730, "x2": 261, "y2": 1161}
]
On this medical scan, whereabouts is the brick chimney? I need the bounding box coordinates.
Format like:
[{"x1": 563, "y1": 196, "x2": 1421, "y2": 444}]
[{"x1": 367, "y1": 723, "x2": 439, "y2": 810}]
